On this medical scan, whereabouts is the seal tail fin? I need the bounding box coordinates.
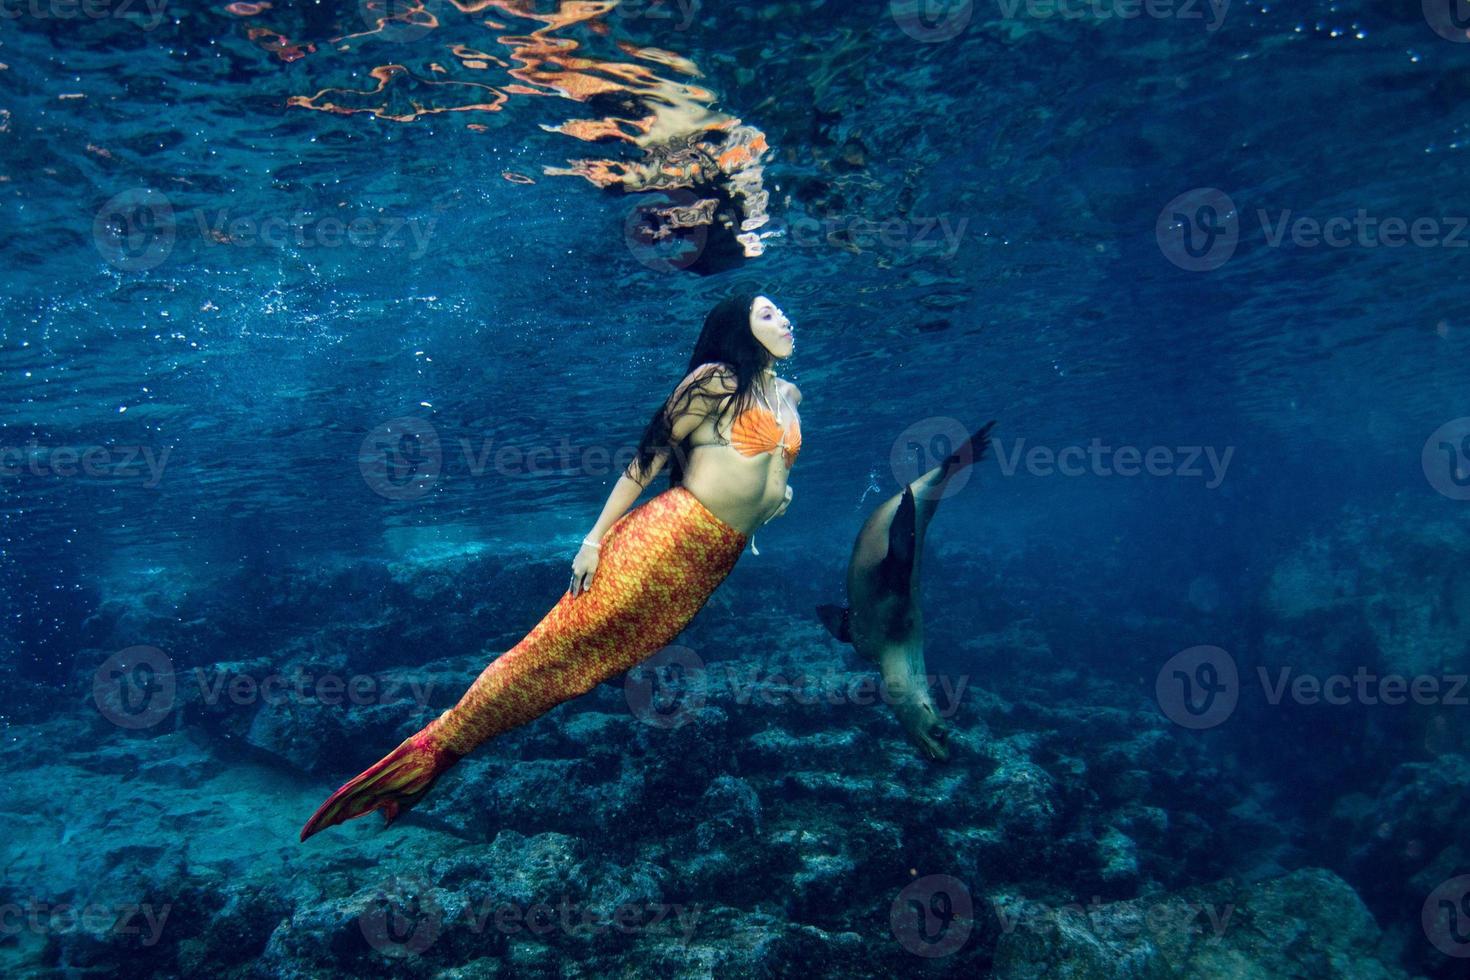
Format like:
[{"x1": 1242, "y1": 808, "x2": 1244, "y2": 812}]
[
  {"x1": 878, "y1": 484, "x2": 918, "y2": 595},
  {"x1": 817, "y1": 603, "x2": 853, "y2": 643},
  {"x1": 934, "y1": 420, "x2": 997, "y2": 488}
]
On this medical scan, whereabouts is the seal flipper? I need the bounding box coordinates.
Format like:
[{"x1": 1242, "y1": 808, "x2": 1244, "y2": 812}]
[
  {"x1": 934, "y1": 420, "x2": 998, "y2": 487},
  {"x1": 817, "y1": 603, "x2": 853, "y2": 643},
  {"x1": 878, "y1": 485, "x2": 918, "y2": 595}
]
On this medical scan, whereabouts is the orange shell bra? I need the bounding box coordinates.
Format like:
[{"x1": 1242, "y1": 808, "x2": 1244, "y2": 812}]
[{"x1": 727, "y1": 403, "x2": 801, "y2": 466}]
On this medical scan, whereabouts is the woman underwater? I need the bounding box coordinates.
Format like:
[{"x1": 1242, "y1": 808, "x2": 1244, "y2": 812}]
[{"x1": 300, "y1": 290, "x2": 802, "y2": 840}]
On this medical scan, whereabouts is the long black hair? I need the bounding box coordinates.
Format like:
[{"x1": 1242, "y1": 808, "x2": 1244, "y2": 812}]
[{"x1": 627, "y1": 288, "x2": 778, "y2": 489}]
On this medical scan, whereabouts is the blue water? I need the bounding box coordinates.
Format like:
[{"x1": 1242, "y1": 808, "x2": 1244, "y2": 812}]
[{"x1": 3, "y1": 1, "x2": 1470, "y2": 976}]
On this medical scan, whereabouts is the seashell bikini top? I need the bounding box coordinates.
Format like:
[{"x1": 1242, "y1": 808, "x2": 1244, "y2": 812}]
[
  {"x1": 724, "y1": 383, "x2": 801, "y2": 467},
  {"x1": 719, "y1": 381, "x2": 799, "y2": 556}
]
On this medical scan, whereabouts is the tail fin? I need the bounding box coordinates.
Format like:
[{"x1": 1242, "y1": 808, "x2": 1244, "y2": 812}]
[
  {"x1": 817, "y1": 603, "x2": 853, "y2": 643},
  {"x1": 878, "y1": 485, "x2": 918, "y2": 595},
  {"x1": 299, "y1": 730, "x2": 460, "y2": 842},
  {"x1": 936, "y1": 420, "x2": 997, "y2": 486}
]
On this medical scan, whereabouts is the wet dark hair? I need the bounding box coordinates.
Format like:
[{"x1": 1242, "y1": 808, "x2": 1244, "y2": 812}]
[{"x1": 627, "y1": 288, "x2": 779, "y2": 489}]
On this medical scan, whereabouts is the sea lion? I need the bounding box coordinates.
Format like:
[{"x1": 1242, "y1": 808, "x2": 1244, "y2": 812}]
[{"x1": 818, "y1": 421, "x2": 996, "y2": 762}]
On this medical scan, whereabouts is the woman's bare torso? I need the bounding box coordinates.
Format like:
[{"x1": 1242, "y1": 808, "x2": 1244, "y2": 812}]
[{"x1": 680, "y1": 379, "x2": 799, "y2": 536}]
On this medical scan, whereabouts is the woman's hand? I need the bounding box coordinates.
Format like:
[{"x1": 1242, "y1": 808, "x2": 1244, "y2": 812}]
[{"x1": 570, "y1": 541, "x2": 601, "y2": 596}]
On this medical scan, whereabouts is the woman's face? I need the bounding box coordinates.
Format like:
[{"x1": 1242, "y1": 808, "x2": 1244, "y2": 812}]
[{"x1": 749, "y1": 295, "x2": 794, "y2": 359}]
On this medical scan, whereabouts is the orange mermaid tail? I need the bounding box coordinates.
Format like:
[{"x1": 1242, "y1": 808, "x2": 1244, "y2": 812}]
[{"x1": 299, "y1": 485, "x2": 747, "y2": 841}]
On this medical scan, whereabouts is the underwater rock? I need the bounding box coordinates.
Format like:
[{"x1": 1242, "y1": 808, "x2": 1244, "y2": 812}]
[
  {"x1": 981, "y1": 753, "x2": 1061, "y2": 842},
  {"x1": 991, "y1": 867, "x2": 1408, "y2": 979},
  {"x1": 694, "y1": 775, "x2": 763, "y2": 848},
  {"x1": 1329, "y1": 754, "x2": 1470, "y2": 910}
]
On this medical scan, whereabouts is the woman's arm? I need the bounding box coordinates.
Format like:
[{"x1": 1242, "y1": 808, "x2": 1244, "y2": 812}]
[
  {"x1": 570, "y1": 364, "x2": 732, "y2": 594},
  {"x1": 582, "y1": 362, "x2": 731, "y2": 541},
  {"x1": 581, "y1": 451, "x2": 668, "y2": 546}
]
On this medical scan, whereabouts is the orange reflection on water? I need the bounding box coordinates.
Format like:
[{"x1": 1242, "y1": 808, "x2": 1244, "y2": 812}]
[
  {"x1": 338, "y1": 0, "x2": 439, "y2": 44},
  {"x1": 289, "y1": 65, "x2": 508, "y2": 123},
  {"x1": 247, "y1": 26, "x2": 314, "y2": 63},
  {"x1": 279, "y1": 0, "x2": 772, "y2": 258}
]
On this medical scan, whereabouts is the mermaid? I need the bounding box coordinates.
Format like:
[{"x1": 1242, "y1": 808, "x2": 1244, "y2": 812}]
[{"x1": 300, "y1": 290, "x2": 801, "y2": 840}]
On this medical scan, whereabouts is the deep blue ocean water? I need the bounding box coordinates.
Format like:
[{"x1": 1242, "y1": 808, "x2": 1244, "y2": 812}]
[{"x1": 3, "y1": 1, "x2": 1470, "y2": 977}]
